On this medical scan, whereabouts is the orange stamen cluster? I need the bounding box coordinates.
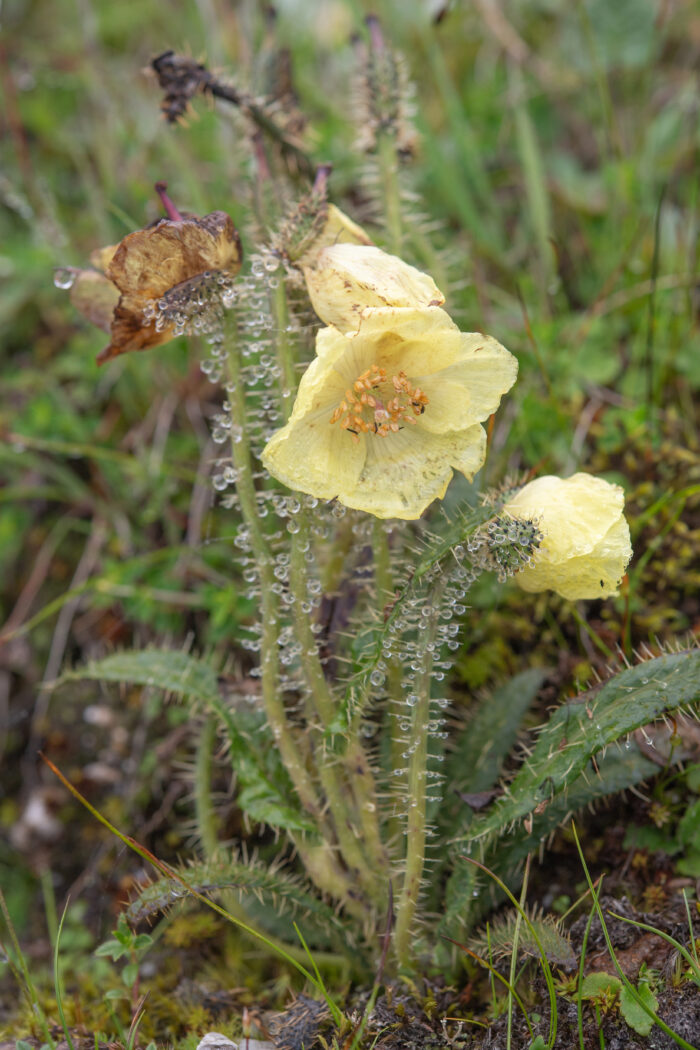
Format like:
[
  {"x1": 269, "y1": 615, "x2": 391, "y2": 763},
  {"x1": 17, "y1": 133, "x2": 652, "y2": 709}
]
[{"x1": 330, "y1": 364, "x2": 429, "y2": 442}]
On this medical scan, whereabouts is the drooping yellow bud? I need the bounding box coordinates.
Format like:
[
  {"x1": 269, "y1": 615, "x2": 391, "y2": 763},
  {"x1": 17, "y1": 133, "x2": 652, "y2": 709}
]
[
  {"x1": 503, "y1": 473, "x2": 632, "y2": 600},
  {"x1": 302, "y1": 244, "x2": 445, "y2": 332}
]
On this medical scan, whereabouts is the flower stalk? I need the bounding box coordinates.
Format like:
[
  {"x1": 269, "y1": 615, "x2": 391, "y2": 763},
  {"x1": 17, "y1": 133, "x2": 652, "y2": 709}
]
[{"x1": 393, "y1": 581, "x2": 443, "y2": 967}]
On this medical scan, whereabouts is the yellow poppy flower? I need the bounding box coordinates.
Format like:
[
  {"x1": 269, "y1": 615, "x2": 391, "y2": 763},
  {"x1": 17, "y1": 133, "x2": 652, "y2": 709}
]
[
  {"x1": 503, "y1": 473, "x2": 632, "y2": 600},
  {"x1": 303, "y1": 244, "x2": 444, "y2": 332},
  {"x1": 262, "y1": 307, "x2": 517, "y2": 519}
]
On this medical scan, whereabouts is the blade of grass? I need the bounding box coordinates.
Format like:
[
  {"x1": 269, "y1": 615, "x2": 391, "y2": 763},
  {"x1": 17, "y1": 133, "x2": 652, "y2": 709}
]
[
  {"x1": 458, "y1": 856, "x2": 558, "y2": 1048},
  {"x1": 54, "y1": 900, "x2": 76, "y2": 1050},
  {"x1": 292, "y1": 923, "x2": 343, "y2": 1027},
  {"x1": 606, "y1": 911, "x2": 700, "y2": 986},
  {"x1": 41, "y1": 753, "x2": 322, "y2": 991},
  {"x1": 578, "y1": 883, "x2": 604, "y2": 1050},
  {"x1": 507, "y1": 856, "x2": 530, "y2": 1050},
  {"x1": 571, "y1": 822, "x2": 698, "y2": 1050},
  {"x1": 0, "y1": 889, "x2": 55, "y2": 1048}
]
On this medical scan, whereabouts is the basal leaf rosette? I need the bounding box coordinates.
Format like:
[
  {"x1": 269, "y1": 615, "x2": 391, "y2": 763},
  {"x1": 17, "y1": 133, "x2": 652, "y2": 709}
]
[
  {"x1": 303, "y1": 243, "x2": 445, "y2": 332},
  {"x1": 503, "y1": 473, "x2": 632, "y2": 600},
  {"x1": 262, "y1": 307, "x2": 518, "y2": 519}
]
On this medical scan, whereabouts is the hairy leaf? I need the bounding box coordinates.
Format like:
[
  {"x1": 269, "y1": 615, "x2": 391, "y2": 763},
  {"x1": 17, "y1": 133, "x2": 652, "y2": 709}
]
[
  {"x1": 126, "y1": 856, "x2": 350, "y2": 951},
  {"x1": 442, "y1": 649, "x2": 700, "y2": 933},
  {"x1": 61, "y1": 649, "x2": 315, "y2": 833}
]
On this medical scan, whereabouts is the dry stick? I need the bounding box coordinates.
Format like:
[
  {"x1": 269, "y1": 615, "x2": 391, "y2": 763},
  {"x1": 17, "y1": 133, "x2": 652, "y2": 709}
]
[{"x1": 151, "y1": 51, "x2": 313, "y2": 177}]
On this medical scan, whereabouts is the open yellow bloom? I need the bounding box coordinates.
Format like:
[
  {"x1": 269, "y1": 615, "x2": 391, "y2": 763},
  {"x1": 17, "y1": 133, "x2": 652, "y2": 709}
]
[
  {"x1": 503, "y1": 473, "x2": 632, "y2": 600},
  {"x1": 303, "y1": 244, "x2": 445, "y2": 332},
  {"x1": 262, "y1": 307, "x2": 517, "y2": 519}
]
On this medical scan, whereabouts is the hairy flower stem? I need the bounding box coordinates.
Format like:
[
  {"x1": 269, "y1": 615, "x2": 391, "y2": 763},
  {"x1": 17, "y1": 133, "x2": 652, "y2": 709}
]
[
  {"x1": 393, "y1": 584, "x2": 442, "y2": 968},
  {"x1": 273, "y1": 279, "x2": 296, "y2": 420},
  {"x1": 223, "y1": 325, "x2": 320, "y2": 821},
  {"x1": 272, "y1": 275, "x2": 386, "y2": 906},
  {"x1": 288, "y1": 524, "x2": 384, "y2": 906},
  {"x1": 374, "y1": 130, "x2": 411, "y2": 843},
  {"x1": 377, "y1": 130, "x2": 403, "y2": 252}
]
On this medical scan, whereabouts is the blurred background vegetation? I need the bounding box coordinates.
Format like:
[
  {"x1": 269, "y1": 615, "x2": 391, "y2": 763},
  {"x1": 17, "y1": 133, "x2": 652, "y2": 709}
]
[{"x1": 1, "y1": 0, "x2": 699, "y2": 1038}]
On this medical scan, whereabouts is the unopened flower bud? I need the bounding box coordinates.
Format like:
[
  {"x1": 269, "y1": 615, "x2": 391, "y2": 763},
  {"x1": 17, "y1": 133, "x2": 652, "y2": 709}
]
[
  {"x1": 303, "y1": 243, "x2": 444, "y2": 331},
  {"x1": 503, "y1": 473, "x2": 632, "y2": 600}
]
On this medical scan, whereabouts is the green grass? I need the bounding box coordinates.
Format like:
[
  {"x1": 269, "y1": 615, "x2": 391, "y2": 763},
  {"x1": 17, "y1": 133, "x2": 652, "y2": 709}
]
[{"x1": 1, "y1": 0, "x2": 699, "y2": 1041}]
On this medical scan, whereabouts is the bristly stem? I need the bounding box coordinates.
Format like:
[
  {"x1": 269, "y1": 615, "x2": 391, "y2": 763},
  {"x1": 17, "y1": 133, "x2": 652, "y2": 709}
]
[
  {"x1": 377, "y1": 129, "x2": 403, "y2": 253},
  {"x1": 393, "y1": 582, "x2": 442, "y2": 967},
  {"x1": 223, "y1": 317, "x2": 320, "y2": 821},
  {"x1": 272, "y1": 273, "x2": 386, "y2": 906}
]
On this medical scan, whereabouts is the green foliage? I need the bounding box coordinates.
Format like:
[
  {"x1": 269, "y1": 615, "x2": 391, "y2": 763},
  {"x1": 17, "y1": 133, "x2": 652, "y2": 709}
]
[
  {"x1": 471, "y1": 907, "x2": 575, "y2": 969},
  {"x1": 624, "y1": 762, "x2": 700, "y2": 878},
  {"x1": 619, "y1": 978, "x2": 659, "y2": 1037},
  {"x1": 61, "y1": 650, "x2": 315, "y2": 833},
  {"x1": 123, "y1": 857, "x2": 350, "y2": 954},
  {"x1": 442, "y1": 649, "x2": 700, "y2": 935},
  {"x1": 3, "y1": 0, "x2": 699, "y2": 1037}
]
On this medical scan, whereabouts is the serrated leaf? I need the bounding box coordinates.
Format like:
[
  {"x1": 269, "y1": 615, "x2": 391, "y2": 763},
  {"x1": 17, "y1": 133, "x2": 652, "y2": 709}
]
[
  {"x1": 463, "y1": 651, "x2": 698, "y2": 845},
  {"x1": 619, "y1": 981, "x2": 658, "y2": 1036},
  {"x1": 443, "y1": 650, "x2": 699, "y2": 933},
  {"x1": 126, "y1": 857, "x2": 350, "y2": 953},
  {"x1": 61, "y1": 649, "x2": 315, "y2": 833}
]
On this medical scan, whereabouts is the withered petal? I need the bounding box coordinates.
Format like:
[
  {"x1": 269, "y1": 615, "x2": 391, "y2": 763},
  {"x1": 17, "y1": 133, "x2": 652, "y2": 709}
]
[{"x1": 106, "y1": 212, "x2": 241, "y2": 301}]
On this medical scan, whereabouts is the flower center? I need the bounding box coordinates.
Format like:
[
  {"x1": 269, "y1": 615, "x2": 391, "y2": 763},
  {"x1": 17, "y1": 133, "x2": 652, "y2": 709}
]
[{"x1": 329, "y1": 364, "x2": 429, "y2": 441}]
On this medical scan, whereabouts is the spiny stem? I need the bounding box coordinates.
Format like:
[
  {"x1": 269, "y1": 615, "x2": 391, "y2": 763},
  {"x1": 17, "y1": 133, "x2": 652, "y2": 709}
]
[
  {"x1": 223, "y1": 322, "x2": 321, "y2": 821},
  {"x1": 270, "y1": 269, "x2": 385, "y2": 905},
  {"x1": 377, "y1": 130, "x2": 402, "y2": 253},
  {"x1": 393, "y1": 583, "x2": 443, "y2": 967},
  {"x1": 195, "y1": 714, "x2": 220, "y2": 858}
]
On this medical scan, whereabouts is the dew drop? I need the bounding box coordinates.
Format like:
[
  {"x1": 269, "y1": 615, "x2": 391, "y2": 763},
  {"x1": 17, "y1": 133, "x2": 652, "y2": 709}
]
[{"x1": 53, "y1": 267, "x2": 76, "y2": 290}]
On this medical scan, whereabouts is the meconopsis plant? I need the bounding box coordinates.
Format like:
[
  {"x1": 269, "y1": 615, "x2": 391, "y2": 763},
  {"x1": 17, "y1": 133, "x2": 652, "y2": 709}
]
[{"x1": 58, "y1": 25, "x2": 699, "y2": 978}]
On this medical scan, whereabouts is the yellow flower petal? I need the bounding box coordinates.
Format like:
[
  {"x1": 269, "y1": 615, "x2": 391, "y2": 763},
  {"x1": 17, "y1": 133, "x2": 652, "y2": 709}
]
[
  {"x1": 504, "y1": 473, "x2": 632, "y2": 600},
  {"x1": 262, "y1": 306, "x2": 515, "y2": 519},
  {"x1": 295, "y1": 204, "x2": 374, "y2": 268},
  {"x1": 338, "y1": 424, "x2": 487, "y2": 519},
  {"x1": 262, "y1": 403, "x2": 365, "y2": 502},
  {"x1": 303, "y1": 245, "x2": 444, "y2": 331}
]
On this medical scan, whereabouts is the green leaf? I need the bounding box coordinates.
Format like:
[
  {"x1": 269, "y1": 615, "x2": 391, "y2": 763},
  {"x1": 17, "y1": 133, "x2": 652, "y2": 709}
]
[
  {"x1": 442, "y1": 650, "x2": 700, "y2": 933},
  {"x1": 678, "y1": 799, "x2": 700, "y2": 850},
  {"x1": 61, "y1": 649, "x2": 315, "y2": 833},
  {"x1": 104, "y1": 989, "x2": 128, "y2": 1001},
  {"x1": 125, "y1": 857, "x2": 350, "y2": 953},
  {"x1": 676, "y1": 848, "x2": 700, "y2": 878},
  {"x1": 443, "y1": 668, "x2": 549, "y2": 804},
  {"x1": 94, "y1": 939, "x2": 127, "y2": 960},
  {"x1": 132, "y1": 933, "x2": 153, "y2": 952},
  {"x1": 620, "y1": 981, "x2": 658, "y2": 1036},
  {"x1": 581, "y1": 972, "x2": 621, "y2": 999},
  {"x1": 465, "y1": 651, "x2": 698, "y2": 844},
  {"x1": 122, "y1": 962, "x2": 139, "y2": 988}
]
